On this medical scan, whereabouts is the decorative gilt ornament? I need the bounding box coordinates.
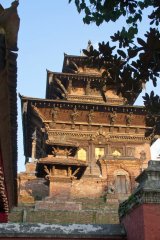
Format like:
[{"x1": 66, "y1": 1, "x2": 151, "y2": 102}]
[
  {"x1": 52, "y1": 147, "x2": 72, "y2": 157},
  {"x1": 112, "y1": 150, "x2": 121, "y2": 157}
]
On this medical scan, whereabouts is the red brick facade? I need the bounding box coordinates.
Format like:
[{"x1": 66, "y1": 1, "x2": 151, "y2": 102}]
[
  {"x1": 119, "y1": 160, "x2": 160, "y2": 240},
  {"x1": 122, "y1": 204, "x2": 160, "y2": 240}
]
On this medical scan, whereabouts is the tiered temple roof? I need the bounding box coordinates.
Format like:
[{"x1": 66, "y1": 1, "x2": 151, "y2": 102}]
[{"x1": 19, "y1": 43, "x2": 154, "y2": 220}]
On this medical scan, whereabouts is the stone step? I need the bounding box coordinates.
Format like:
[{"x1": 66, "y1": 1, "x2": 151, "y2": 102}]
[
  {"x1": 9, "y1": 208, "x2": 119, "y2": 224},
  {"x1": 9, "y1": 197, "x2": 120, "y2": 224},
  {"x1": 35, "y1": 200, "x2": 82, "y2": 211},
  {"x1": 34, "y1": 199, "x2": 118, "y2": 211}
]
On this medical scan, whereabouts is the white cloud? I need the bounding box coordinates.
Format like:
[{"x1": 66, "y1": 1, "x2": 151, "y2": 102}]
[{"x1": 151, "y1": 139, "x2": 160, "y2": 160}]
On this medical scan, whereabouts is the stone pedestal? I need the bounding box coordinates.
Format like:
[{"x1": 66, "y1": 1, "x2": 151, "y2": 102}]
[
  {"x1": 18, "y1": 174, "x2": 37, "y2": 204},
  {"x1": 25, "y1": 162, "x2": 37, "y2": 174},
  {"x1": 18, "y1": 162, "x2": 48, "y2": 204},
  {"x1": 119, "y1": 160, "x2": 160, "y2": 240},
  {"x1": 49, "y1": 176, "x2": 72, "y2": 199}
]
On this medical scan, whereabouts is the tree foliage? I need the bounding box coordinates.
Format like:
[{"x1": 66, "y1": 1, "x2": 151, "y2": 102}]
[{"x1": 69, "y1": 0, "x2": 160, "y2": 136}]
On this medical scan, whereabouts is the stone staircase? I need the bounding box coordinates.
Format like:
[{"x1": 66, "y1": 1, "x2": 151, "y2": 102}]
[{"x1": 9, "y1": 198, "x2": 119, "y2": 224}]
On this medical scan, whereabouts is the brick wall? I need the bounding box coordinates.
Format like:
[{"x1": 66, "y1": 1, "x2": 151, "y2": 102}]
[
  {"x1": 143, "y1": 204, "x2": 160, "y2": 240},
  {"x1": 71, "y1": 178, "x2": 106, "y2": 198},
  {"x1": 0, "y1": 213, "x2": 7, "y2": 223},
  {"x1": 121, "y1": 204, "x2": 160, "y2": 240},
  {"x1": 121, "y1": 205, "x2": 144, "y2": 240}
]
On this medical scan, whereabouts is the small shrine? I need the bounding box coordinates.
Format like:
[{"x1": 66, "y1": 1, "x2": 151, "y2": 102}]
[{"x1": 18, "y1": 42, "x2": 154, "y2": 216}]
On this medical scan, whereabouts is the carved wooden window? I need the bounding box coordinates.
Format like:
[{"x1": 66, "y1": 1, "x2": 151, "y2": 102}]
[
  {"x1": 126, "y1": 147, "x2": 135, "y2": 157},
  {"x1": 95, "y1": 147, "x2": 105, "y2": 159},
  {"x1": 110, "y1": 146, "x2": 124, "y2": 156},
  {"x1": 116, "y1": 175, "x2": 127, "y2": 194},
  {"x1": 77, "y1": 148, "x2": 87, "y2": 161}
]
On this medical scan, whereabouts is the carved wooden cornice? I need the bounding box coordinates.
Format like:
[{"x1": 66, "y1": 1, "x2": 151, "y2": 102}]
[
  {"x1": 21, "y1": 97, "x2": 146, "y2": 115},
  {"x1": 48, "y1": 130, "x2": 93, "y2": 139},
  {"x1": 47, "y1": 71, "x2": 103, "y2": 81},
  {"x1": 48, "y1": 130, "x2": 151, "y2": 143},
  {"x1": 109, "y1": 135, "x2": 151, "y2": 143}
]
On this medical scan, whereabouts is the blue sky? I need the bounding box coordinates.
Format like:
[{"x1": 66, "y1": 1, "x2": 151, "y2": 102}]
[{"x1": 1, "y1": 1, "x2": 160, "y2": 171}]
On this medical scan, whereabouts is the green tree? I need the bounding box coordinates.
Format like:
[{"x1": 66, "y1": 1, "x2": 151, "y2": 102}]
[{"x1": 69, "y1": 0, "x2": 160, "y2": 136}]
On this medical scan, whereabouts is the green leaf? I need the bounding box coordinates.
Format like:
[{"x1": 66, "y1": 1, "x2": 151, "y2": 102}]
[
  {"x1": 137, "y1": 38, "x2": 147, "y2": 47},
  {"x1": 117, "y1": 50, "x2": 127, "y2": 58},
  {"x1": 128, "y1": 48, "x2": 139, "y2": 58}
]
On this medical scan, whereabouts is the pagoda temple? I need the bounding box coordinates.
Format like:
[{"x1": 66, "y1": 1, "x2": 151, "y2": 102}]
[{"x1": 17, "y1": 43, "x2": 154, "y2": 223}]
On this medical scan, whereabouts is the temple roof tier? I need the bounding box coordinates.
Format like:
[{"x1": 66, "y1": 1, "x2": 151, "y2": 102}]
[
  {"x1": 38, "y1": 157, "x2": 88, "y2": 167},
  {"x1": 21, "y1": 95, "x2": 146, "y2": 113},
  {"x1": 62, "y1": 54, "x2": 105, "y2": 75},
  {"x1": 20, "y1": 95, "x2": 154, "y2": 162},
  {"x1": 46, "y1": 140, "x2": 79, "y2": 148},
  {"x1": 45, "y1": 71, "x2": 127, "y2": 104}
]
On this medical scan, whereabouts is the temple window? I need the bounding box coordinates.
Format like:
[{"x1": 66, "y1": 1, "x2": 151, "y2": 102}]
[
  {"x1": 77, "y1": 148, "x2": 87, "y2": 161},
  {"x1": 109, "y1": 145, "x2": 124, "y2": 156},
  {"x1": 112, "y1": 150, "x2": 121, "y2": 158},
  {"x1": 95, "y1": 147, "x2": 105, "y2": 159}
]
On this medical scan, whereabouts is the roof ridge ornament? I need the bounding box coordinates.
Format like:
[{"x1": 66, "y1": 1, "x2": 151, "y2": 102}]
[{"x1": 87, "y1": 40, "x2": 92, "y2": 52}]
